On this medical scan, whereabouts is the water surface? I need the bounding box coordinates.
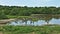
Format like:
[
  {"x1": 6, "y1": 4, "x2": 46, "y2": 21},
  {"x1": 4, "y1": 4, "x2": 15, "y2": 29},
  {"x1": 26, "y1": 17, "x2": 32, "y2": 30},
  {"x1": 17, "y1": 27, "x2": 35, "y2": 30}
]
[{"x1": 7, "y1": 14, "x2": 60, "y2": 26}]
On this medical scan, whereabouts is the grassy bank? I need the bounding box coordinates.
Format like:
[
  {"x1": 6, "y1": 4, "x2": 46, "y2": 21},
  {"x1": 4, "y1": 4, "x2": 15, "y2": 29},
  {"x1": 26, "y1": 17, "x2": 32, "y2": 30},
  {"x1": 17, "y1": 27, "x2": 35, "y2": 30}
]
[
  {"x1": 0, "y1": 25, "x2": 60, "y2": 34},
  {"x1": 7, "y1": 15, "x2": 30, "y2": 18}
]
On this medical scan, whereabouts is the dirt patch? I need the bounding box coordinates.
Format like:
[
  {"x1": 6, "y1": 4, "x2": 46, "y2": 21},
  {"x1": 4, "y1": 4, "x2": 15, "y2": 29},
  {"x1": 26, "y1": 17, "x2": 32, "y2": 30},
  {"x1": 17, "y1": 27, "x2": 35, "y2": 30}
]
[
  {"x1": 0, "y1": 19, "x2": 16, "y2": 24},
  {"x1": 0, "y1": 32, "x2": 3, "y2": 34}
]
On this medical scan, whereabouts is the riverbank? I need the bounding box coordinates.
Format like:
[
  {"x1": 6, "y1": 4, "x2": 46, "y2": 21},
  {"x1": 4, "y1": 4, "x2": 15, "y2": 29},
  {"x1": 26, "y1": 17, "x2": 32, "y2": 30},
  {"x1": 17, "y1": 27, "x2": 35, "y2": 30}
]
[
  {"x1": 0, "y1": 25, "x2": 60, "y2": 34},
  {"x1": 0, "y1": 19, "x2": 16, "y2": 24},
  {"x1": 0, "y1": 14, "x2": 60, "y2": 24}
]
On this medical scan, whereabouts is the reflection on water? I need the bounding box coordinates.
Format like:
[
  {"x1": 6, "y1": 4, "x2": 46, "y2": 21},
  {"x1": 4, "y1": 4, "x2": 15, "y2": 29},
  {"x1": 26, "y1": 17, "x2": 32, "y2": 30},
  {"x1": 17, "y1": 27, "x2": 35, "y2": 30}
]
[
  {"x1": 7, "y1": 14, "x2": 60, "y2": 26},
  {"x1": 7, "y1": 18, "x2": 60, "y2": 26}
]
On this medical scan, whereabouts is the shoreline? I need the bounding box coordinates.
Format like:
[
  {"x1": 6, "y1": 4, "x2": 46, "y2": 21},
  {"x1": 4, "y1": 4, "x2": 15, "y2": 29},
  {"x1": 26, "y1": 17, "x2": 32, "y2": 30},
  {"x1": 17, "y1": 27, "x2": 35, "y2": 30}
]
[{"x1": 0, "y1": 19, "x2": 16, "y2": 24}]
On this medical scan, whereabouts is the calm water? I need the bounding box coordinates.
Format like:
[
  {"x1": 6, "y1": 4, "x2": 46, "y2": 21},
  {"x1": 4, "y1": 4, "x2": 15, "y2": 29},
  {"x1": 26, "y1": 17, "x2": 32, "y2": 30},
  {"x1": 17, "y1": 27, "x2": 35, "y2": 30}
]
[{"x1": 7, "y1": 15, "x2": 60, "y2": 26}]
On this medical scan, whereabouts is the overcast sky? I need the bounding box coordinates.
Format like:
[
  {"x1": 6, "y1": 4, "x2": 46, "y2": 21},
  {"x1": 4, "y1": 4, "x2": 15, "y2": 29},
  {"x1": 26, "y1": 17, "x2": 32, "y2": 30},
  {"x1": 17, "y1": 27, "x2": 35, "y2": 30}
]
[{"x1": 0, "y1": 0, "x2": 60, "y2": 7}]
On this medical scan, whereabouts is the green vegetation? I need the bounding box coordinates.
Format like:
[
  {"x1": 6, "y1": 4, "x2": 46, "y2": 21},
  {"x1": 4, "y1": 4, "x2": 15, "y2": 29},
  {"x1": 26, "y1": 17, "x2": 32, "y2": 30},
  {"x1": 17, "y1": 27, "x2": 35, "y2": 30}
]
[
  {"x1": 0, "y1": 5, "x2": 60, "y2": 34},
  {"x1": 0, "y1": 25, "x2": 60, "y2": 34},
  {"x1": 0, "y1": 5, "x2": 60, "y2": 19}
]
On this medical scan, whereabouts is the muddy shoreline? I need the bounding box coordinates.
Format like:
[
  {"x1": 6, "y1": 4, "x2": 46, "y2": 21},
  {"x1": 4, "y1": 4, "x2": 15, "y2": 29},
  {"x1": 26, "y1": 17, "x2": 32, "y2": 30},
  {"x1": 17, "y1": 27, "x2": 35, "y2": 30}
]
[{"x1": 0, "y1": 19, "x2": 16, "y2": 24}]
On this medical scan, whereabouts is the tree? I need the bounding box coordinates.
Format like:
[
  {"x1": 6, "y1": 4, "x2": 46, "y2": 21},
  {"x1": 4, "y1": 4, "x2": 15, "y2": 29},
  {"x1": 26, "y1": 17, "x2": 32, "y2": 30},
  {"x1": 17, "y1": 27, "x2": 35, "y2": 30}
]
[{"x1": 0, "y1": 11, "x2": 8, "y2": 19}]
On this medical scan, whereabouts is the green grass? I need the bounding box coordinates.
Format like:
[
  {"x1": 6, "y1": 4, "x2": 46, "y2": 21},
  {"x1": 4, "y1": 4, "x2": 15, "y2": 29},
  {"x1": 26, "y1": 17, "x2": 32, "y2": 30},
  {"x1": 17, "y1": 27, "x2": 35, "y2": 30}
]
[
  {"x1": 6, "y1": 15, "x2": 39, "y2": 21},
  {"x1": 0, "y1": 25, "x2": 60, "y2": 34},
  {"x1": 7, "y1": 15, "x2": 31, "y2": 18}
]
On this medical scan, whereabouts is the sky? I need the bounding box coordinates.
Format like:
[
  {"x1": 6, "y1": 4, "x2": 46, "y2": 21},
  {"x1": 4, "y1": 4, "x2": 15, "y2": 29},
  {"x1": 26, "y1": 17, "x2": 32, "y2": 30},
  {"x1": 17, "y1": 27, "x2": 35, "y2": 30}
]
[{"x1": 0, "y1": 0, "x2": 60, "y2": 7}]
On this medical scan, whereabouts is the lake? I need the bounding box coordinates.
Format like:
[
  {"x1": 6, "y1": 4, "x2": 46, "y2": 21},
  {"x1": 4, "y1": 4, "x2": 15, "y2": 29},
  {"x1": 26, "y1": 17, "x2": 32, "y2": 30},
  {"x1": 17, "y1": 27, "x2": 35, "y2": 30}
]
[{"x1": 6, "y1": 14, "x2": 60, "y2": 26}]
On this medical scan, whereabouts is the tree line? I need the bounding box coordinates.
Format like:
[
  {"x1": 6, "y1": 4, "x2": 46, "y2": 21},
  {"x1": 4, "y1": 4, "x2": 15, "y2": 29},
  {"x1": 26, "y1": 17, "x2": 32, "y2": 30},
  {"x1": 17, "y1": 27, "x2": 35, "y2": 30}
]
[{"x1": 0, "y1": 5, "x2": 60, "y2": 19}]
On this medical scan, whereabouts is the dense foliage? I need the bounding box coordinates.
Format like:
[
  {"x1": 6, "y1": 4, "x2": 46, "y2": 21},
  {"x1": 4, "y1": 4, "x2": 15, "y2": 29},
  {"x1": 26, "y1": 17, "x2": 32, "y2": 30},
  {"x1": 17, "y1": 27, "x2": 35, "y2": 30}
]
[
  {"x1": 0, "y1": 5, "x2": 60, "y2": 16},
  {"x1": 0, "y1": 25, "x2": 60, "y2": 34},
  {"x1": 0, "y1": 5, "x2": 60, "y2": 19}
]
